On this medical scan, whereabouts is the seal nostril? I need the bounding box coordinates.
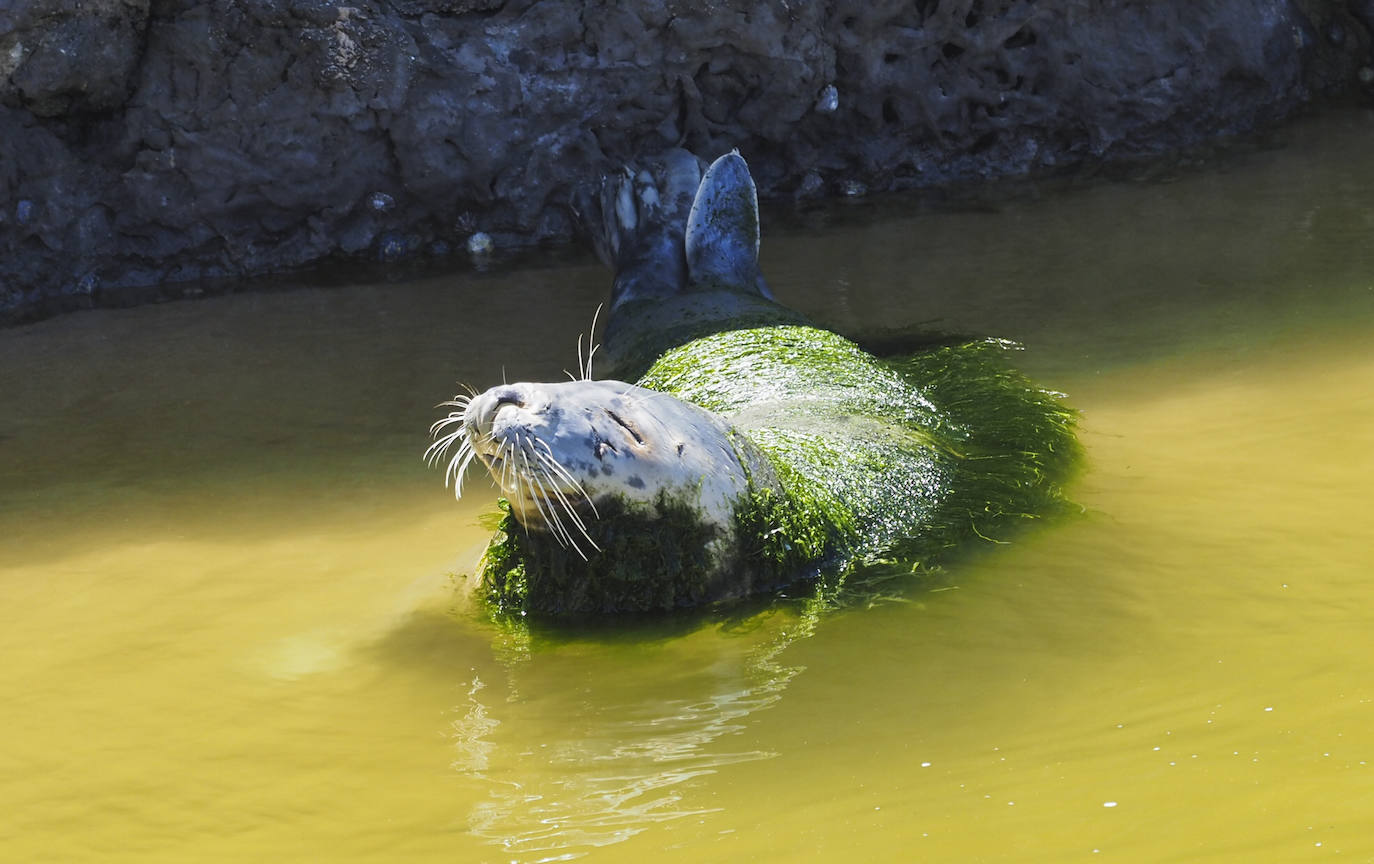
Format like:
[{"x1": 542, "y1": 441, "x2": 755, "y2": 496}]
[{"x1": 494, "y1": 389, "x2": 525, "y2": 409}]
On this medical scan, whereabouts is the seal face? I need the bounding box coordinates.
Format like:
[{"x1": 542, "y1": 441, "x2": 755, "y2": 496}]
[
  {"x1": 430, "y1": 151, "x2": 1079, "y2": 615},
  {"x1": 442, "y1": 379, "x2": 758, "y2": 556}
]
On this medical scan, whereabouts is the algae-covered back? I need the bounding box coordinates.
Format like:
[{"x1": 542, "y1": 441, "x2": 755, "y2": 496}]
[{"x1": 640, "y1": 326, "x2": 1080, "y2": 574}]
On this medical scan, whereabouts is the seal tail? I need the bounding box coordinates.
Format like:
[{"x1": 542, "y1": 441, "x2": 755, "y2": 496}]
[{"x1": 685, "y1": 152, "x2": 773, "y2": 299}]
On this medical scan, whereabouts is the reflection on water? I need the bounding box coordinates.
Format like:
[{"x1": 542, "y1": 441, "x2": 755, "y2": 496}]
[
  {"x1": 2, "y1": 108, "x2": 1374, "y2": 862},
  {"x1": 451, "y1": 604, "x2": 822, "y2": 857}
]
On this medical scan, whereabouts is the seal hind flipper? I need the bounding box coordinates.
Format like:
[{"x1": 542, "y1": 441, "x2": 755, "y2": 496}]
[
  {"x1": 596, "y1": 151, "x2": 802, "y2": 380},
  {"x1": 585, "y1": 150, "x2": 706, "y2": 313},
  {"x1": 685, "y1": 152, "x2": 772, "y2": 299}
]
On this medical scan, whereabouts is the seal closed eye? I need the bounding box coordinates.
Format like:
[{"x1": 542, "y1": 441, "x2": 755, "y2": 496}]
[
  {"x1": 428, "y1": 151, "x2": 1079, "y2": 615},
  {"x1": 605, "y1": 409, "x2": 644, "y2": 446}
]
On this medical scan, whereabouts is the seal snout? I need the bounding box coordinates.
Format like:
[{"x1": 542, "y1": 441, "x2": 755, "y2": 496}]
[{"x1": 464, "y1": 384, "x2": 540, "y2": 449}]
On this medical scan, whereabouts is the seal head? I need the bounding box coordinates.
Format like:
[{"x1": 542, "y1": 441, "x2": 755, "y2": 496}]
[
  {"x1": 459, "y1": 379, "x2": 760, "y2": 551},
  {"x1": 428, "y1": 377, "x2": 787, "y2": 613}
]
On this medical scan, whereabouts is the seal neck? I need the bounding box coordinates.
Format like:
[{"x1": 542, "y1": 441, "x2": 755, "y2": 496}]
[{"x1": 597, "y1": 289, "x2": 809, "y2": 382}]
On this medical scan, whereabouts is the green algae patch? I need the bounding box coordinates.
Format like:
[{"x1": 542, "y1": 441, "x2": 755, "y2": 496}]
[
  {"x1": 639, "y1": 325, "x2": 939, "y2": 424},
  {"x1": 642, "y1": 325, "x2": 1080, "y2": 581},
  {"x1": 479, "y1": 493, "x2": 737, "y2": 615},
  {"x1": 733, "y1": 449, "x2": 860, "y2": 584},
  {"x1": 878, "y1": 339, "x2": 1082, "y2": 569},
  {"x1": 477, "y1": 499, "x2": 529, "y2": 611}
]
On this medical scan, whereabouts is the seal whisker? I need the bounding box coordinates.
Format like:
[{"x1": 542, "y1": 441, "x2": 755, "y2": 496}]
[
  {"x1": 514, "y1": 437, "x2": 588, "y2": 556},
  {"x1": 499, "y1": 438, "x2": 517, "y2": 495},
  {"x1": 424, "y1": 427, "x2": 464, "y2": 467},
  {"x1": 432, "y1": 433, "x2": 463, "y2": 477},
  {"x1": 527, "y1": 451, "x2": 600, "y2": 548},
  {"x1": 533, "y1": 448, "x2": 601, "y2": 523},
  {"x1": 448, "y1": 452, "x2": 476, "y2": 499},
  {"x1": 568, "y1": 303, "x2": 605, "y2": 382},
  {"x1": 526, "y1": 459, "x2": 586, "y2": 558},
  {"x1": 423, "y1": 434, "x2": 449, "y2": 465},
  {"x1": 537, "y1": 467, "x2": 600, "y2": 555},
  {"x1": 529, "y1": 476, "x2": 573, "y2": 548},
  {"x1": 495, "y1": 439, "x2": 527, "y2": 527},
  {"x1": 513, "y1": 442, "x2": 550, "y2": 519},
  {"x1": 522, "y1": 469, "x2": 563, "y2": 547},
  {"x1": 448, "y1": 439, "x2": 477, "y2": 494},
  {"x1": 428, "y1": 413, "x2": 465, "y2": 437},
  {"x1": 583, "y1": 303, "x2": 603, "y2": 381},
  {"x1": 509, "y1": 439, "x2": 538, "y2": 529},
  {"x1": 426, "y1": 413, "x2": 460, "y2": 438},
  {"x1": 524, "y1": 463, "x2": 574, "y2": 550},
  {"x1": 530, "y1": 476, "x2": 576, "y2": 553},
  {"x1": 534, "y1": 439, "x2": 600, "y2": 518},
  {"x1": 456, "y1": 447, "x2": 479, "y2": 497},
  {"x1": 511, "y1": 437, "x2": 546, "y2": 538},
  {"x1": 445, "y1": 381, "x2": 478, "y2": 400},
  {"x1": 584, "y1": 344, "x2": 600, "y2": 381},
  {"x1": 531, "y1": 449, "x2": 583, "y2": 497}
]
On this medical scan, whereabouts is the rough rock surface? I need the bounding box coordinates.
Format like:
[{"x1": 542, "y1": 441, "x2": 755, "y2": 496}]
[{"x1": 1, "y1": 0, "x2": 1369, "y2": 323}]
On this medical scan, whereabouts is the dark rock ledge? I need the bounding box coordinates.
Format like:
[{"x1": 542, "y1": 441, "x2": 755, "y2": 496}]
[{"x1": 2, "y1": 0, "x2": 1371, "y2": 323}]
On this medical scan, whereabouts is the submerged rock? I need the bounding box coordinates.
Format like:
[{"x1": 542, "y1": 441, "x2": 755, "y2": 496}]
[{"x1": 1, "y1": 0, "x2": 1370, "y2": 323}]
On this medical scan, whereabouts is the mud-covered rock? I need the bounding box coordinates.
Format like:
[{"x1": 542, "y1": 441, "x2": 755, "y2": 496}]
[{"x1": 1, "y1": 0, "x2": 1370, "y2": 323}]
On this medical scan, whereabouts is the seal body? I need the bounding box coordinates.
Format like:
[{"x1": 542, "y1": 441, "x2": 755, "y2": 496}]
[{"x1": 430, "y1": 152, "x2": 1078, "y2": 614}]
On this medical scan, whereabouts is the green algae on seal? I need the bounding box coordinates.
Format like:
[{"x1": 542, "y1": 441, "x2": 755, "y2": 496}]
[{"x1": 428, "y1": 151, "x2": 1079, "y2": 616}]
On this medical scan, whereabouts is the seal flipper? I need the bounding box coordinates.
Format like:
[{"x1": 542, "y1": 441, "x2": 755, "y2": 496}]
[
  {"x1": 594, "y1": 150, "x2": 802, "y2": 380},
  {"x1": 584, "y1": 150, "x2": 705, "y2": 313},
  {"x1": 685, "y1": 152, "x2": 773, "y2": 299}
]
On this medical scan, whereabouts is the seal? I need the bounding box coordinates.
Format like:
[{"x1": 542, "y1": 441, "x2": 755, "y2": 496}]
[{"x1": 428, "y1": 151, "x2": 1078, "y2": 615}]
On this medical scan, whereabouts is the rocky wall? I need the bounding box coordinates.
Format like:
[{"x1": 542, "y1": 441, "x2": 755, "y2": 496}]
[{"x1": 2, "y1": 0, "x2": 1370, "y2": 323}]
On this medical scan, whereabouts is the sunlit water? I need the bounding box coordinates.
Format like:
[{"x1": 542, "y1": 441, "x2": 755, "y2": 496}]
[{"x1": 3, "y1": 108, "x2": 1373, "y2": 862}]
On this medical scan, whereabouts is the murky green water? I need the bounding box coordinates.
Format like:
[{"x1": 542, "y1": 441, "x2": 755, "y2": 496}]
[{"x1": 3, "y1": 109, "x2": 1373, "y2": 862}]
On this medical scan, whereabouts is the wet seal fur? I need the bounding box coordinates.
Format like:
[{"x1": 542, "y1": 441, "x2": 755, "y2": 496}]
[{"x1": 428, "y1": 151, "x2": 1079, "y2": 615}]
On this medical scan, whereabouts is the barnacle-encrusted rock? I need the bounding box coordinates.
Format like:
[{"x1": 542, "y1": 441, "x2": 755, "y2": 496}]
[{"x1": 2, "y1": 0, "x2": 1369, "y2": 323}]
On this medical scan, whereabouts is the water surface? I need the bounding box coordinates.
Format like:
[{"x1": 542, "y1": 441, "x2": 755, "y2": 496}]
[{"x1": 2, "y1": 109, "x2": 1373, "y2": 862}]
